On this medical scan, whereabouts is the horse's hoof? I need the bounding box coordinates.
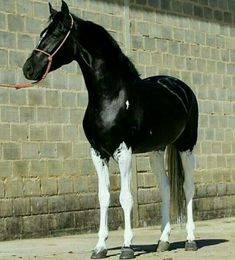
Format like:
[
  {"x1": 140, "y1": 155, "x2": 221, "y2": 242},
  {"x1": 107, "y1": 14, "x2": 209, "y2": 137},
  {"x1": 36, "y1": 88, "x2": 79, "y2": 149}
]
[
  {"x1": 185, "y1": 240, "x2": 197, "y2": 251},
  {"x1": 156, "y1": 240, "x2": 170, "y2": 252},
  {"x1": 119, "y1": 247, "x2": 135, "y2": 259},
  {"x1": 91, "y1": 248, "x2": 108, "y2": 259}
]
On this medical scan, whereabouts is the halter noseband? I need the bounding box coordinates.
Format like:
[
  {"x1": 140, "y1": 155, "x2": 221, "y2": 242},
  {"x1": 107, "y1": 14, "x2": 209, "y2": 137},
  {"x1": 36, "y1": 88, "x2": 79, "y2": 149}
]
[{"x1": 0, "y1": 13, "x2": 74, "y2": 89}]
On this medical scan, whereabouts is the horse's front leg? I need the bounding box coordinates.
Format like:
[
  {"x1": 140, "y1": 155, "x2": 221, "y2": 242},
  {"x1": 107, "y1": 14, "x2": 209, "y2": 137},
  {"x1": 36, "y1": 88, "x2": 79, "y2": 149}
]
[
  {"x1": 114, "y1": 142, "x2": 135, "y2": 259},
  {"x1": 91, "y1": 148, "x2": 110, "y2": 259}
]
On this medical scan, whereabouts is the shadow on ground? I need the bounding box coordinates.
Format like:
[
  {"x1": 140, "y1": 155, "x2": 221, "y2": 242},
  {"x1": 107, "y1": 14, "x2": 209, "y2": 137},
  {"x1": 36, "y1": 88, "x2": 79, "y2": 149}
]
[
  {"x1": 107, "y1": 239, "x2": 228, "y2": 257},
  {"x1": 170, "y1": 239, "x2": 229, "y2": 250}
]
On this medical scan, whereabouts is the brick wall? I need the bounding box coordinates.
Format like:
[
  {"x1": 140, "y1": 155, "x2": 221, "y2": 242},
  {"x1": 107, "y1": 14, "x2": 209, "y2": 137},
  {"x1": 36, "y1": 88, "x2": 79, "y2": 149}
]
[{"x1": 0, "y1": 0, "x2": 234, "y2": 240}]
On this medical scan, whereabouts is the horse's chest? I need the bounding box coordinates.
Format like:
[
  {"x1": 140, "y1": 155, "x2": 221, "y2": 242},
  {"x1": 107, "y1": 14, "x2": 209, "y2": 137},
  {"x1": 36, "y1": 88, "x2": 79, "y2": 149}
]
[
  {"x1": 83, "y1": 108, "x2": 125, "y2": 158},
  {"x1": 83, "y1": 90, "x2": 129, "y2": 154}
]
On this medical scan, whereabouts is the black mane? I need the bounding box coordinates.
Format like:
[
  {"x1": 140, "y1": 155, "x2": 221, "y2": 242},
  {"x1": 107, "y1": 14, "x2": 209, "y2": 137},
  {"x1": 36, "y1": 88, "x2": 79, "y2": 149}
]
[{"x1": 73, "y1": 15, "x2": 140, "y2": 80}]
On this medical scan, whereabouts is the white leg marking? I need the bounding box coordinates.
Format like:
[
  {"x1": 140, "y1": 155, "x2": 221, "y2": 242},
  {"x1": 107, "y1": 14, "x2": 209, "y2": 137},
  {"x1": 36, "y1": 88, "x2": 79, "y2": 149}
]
[
  {"x1": 150, "y1": 151, "x2": 171, "y2": 242},
  {"x1": 91, "y1": 148, "x2": 110, "y2": 251},
  {"x1": 180, "y1": 150, "x2": 196, "y2": 241},
  {"x1": 114, "y1": 142, "x2": 133, "y2": 247}
]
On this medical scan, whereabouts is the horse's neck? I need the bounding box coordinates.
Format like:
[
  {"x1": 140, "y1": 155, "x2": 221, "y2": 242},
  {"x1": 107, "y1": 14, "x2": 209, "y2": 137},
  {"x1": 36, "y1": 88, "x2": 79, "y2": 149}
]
[
  {"x1": 73, "y1": 37, "x2": 140, "y2": 106},
  {"x1": 72, "y1": 17, "x2": 140, "y2": 103},
  {"x1": 75, "y1": 57, "x2": 130, "y2": 106}
]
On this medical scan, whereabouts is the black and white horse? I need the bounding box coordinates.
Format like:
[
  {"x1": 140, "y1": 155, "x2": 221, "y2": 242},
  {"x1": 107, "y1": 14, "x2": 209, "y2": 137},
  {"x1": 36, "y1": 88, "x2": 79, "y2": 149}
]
[{"x1": 23, "y1": 1, "x2": 198, "y2": 259}]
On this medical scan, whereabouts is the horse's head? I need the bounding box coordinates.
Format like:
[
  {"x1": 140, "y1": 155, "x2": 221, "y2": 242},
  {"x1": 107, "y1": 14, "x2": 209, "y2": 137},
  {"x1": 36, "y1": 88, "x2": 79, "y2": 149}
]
[
  {"x1": 23, "y1": 0, "x2": 138, "y2": 84},
  {"x1": 23, "y1": 1, "x2": 76, "y2": 80}
]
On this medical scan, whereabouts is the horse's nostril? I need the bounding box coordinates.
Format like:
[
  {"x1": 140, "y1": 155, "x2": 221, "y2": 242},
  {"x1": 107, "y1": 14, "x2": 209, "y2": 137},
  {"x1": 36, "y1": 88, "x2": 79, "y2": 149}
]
[
  {"x1": 25, "y1": 64, "x2": 34, "y2": 77},
  {"x1": 23, "y1": 61, "x2": 35, "y2": 80},
  {"x1": 26, "y1": 64, "x2": 34, "y2": 76}
]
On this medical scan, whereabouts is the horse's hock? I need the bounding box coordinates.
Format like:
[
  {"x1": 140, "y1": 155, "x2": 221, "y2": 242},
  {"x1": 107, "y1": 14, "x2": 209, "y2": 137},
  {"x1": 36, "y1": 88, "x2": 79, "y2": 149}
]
[{"x1": 0, "y1": 0, "x2": 234, "y2": 240}]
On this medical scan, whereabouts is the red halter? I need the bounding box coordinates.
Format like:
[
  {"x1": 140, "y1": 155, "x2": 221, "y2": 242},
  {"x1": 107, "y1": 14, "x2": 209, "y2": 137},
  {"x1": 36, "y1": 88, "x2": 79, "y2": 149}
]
[{"x1": 0, "y1": 13, "x2": 74, "y2": 90}]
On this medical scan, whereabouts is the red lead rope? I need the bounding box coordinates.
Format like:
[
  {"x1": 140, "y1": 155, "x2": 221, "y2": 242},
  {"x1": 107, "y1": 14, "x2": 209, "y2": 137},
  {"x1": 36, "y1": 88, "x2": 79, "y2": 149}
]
[{"x1": 0, "y1": 14, "x2": 74, "y2": 90}]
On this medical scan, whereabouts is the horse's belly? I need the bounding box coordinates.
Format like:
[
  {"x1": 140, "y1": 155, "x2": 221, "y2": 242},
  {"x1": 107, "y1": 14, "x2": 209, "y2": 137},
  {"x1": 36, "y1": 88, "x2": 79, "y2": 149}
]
[{"x1": 131, "y1": 118, "x2": 186, "y2": 153}]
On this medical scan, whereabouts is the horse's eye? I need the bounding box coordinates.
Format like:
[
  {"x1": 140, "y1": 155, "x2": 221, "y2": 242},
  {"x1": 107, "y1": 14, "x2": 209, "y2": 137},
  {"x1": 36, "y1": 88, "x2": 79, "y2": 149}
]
[{"x1": 57, "y1": 23, "x2": 64, "y2": 32}]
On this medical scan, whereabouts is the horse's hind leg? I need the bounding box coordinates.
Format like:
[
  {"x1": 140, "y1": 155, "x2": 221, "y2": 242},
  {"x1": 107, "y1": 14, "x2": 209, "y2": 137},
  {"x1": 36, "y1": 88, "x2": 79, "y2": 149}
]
[
  {"x1": 180, "y1": 150, "x2": 197, "y2": 251},
  {"x1": 150, "y1": 150, "x2": 170, "y2": 252},
  {"x1": 114, "y1": 142, "x2": 135, "y2": 259},
  {"x1": 91, "y1": 149, "x2": 110, "y2": 259}
]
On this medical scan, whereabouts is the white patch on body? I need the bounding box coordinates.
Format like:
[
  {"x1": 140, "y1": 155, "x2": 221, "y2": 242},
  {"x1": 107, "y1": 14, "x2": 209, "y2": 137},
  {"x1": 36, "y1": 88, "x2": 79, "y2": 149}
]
[
  {"x1": 125, "y1": 100, "x2": 130, "y2": 110},
  {"x1": 101, "y1": 90, "x2": 125, "y2": 129}
]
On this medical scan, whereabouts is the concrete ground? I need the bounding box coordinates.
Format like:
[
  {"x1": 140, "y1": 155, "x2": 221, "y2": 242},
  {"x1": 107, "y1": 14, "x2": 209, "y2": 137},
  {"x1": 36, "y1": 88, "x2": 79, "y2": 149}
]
[{"x1": 0, "y1": 217, "x2": 234, "y2": 260}]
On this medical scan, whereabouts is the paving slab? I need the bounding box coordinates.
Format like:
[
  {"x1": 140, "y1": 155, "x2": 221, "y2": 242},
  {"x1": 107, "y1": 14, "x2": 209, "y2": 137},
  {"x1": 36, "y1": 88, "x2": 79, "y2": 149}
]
[{"x1": 0, "y1": 217, "x2": 234, "y2": 259}]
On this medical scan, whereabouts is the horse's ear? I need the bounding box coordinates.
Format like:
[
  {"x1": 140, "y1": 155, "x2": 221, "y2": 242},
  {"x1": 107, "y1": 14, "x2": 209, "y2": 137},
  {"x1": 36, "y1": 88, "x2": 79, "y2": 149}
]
[
  {"x1": 61, "y1": 0, "x2": 70, "y2": 15},
  {"x1": 49, "y1": 3, "x2": 57, "y2": 16}
]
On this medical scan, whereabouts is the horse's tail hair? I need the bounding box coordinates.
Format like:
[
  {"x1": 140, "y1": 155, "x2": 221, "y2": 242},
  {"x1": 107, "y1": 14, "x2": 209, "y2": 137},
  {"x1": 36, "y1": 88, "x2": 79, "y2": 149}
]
[{"x1": 167, "y1": 144, "x2": 185, "y2": 219}]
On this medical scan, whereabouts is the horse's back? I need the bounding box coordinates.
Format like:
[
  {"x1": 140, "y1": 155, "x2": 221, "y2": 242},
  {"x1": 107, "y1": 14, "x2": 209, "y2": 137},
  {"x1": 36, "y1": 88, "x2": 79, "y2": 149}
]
[{"x1": 138, "y1": 75, "x2": 196, "y2": 107}]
